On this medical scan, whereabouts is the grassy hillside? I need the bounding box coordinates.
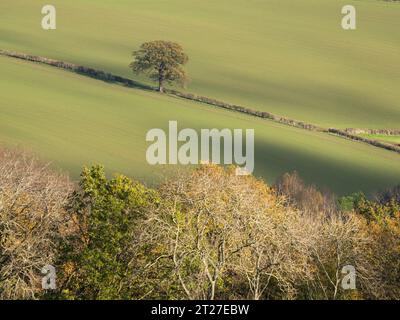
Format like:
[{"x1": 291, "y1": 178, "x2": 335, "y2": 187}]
[
  {"x1": 1, "y1": 55, "x2": 400, "y2": 195},
  {"x1": 0, "y1": 0, "x2": 399, "y2": 128}
]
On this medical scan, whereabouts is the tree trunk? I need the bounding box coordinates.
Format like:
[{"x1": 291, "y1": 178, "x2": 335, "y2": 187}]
[{"x1": 158, "y1": 77, "x2": 164, "y2": 93}]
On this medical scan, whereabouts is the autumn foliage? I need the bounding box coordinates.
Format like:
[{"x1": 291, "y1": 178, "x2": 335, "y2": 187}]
[
  {"x1": 0, "y1": 148, "x2": 399, "y2": 300},
  {"x1": 0, "y1": 149, "x2": 72, "y2": 299}
]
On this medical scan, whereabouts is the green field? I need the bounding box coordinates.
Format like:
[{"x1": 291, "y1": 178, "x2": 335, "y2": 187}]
[
  {"x1": 1, "y1": 0, "x2": 399, "y2": 128},
  {"x1": 1, "y1": 55, "x2": 400, "y2": 195},
  {"x1": 360, "y1": 134, "x2": 400, "y2": 145}
]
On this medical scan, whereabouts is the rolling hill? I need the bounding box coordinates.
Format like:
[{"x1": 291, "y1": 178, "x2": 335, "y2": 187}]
[
  {"x1": 0, "y1": 0, "x2": 399, "y2": 128},
  {"x1": 1, "y1": 55, "x2": 400, "y2": 195}
]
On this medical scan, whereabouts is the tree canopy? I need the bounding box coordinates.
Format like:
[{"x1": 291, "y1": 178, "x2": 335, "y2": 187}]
[
  {"x1": 130, "y1": 40, "x2": 189, "y2": 92},
  {"x1": 1, "y1": 148, "x2": 400, "y2": 300}
]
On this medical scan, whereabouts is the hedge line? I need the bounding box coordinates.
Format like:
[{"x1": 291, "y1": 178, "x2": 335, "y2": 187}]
[
  {"x1": 1, "y1": 49, "x2": 399, "y2": 155},
  {"x1": 328, "y1": 129, "x2": 400, "y2": 154},
  {"x1": 168, "y1": 89, "x2": 324, "y2": 132},
  {"x1": 344, "y1": 128, "x2": 400, "y2": 136},
  {"x1": 0, "y1": 49, "x2": 152, "y2": 90}
]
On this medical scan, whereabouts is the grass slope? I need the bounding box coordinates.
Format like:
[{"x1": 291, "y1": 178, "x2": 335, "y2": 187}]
[
  {"x1": 0, "y1": 55, "x2": 400, "y2": 195},
  {"x1": 0, "y1": 0, "x2": 399, "y2": 128}
]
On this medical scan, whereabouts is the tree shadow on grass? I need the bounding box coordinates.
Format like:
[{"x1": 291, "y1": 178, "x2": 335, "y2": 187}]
[{"x1": 73, "y1": 66, "x2": 156, "y2": 92}]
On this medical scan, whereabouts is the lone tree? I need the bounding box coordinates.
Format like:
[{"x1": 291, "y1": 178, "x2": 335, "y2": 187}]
[{"x1": 130, "y1": 40, "x2": 189, "y2": 93}]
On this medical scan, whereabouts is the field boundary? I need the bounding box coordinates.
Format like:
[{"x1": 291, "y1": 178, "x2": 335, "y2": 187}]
[
  {"x1": 1, "y1": 49, "x2": 399, "y2": 155},
  {"x1": 327, "y1": 129, "x2": 400, "y2": 153},
  {"x1": 343, "y1": 128, "x2": 400, "y2": 136}
]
